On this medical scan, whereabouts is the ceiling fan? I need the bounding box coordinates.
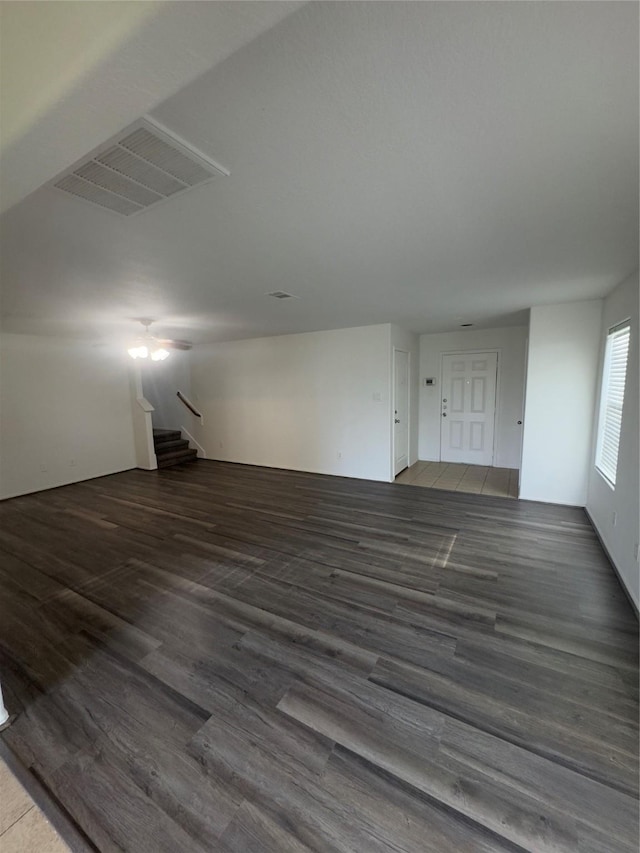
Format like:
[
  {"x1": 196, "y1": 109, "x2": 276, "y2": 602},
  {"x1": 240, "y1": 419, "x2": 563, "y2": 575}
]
[{"x1": 127, "y1": 319, "x2": 192, "y2": 361}]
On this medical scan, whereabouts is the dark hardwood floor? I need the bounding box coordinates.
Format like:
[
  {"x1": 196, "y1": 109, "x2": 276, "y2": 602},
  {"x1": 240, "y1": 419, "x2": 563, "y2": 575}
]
[{"x1": 0, "y1": 461, "x2": 637, "y2": 852}]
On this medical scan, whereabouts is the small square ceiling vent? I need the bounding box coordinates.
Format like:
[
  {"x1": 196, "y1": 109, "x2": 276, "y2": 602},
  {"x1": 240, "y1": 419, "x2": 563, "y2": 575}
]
[
  {"x1": 51, "y1": 117, "x2": 229, "y2": 216},
  {"x1": 267, "y1": 291, "x2": 297, "y2": 299}
]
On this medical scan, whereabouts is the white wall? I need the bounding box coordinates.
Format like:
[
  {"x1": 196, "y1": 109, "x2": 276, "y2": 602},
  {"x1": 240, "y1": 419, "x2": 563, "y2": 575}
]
[
  {"x1": 0, "y1": 334, "x2": 136, "y2": 499},
  {"x1": 189, "y1": 324, "x2": 392, "y2": 481},
  {"x1": 520, "y1": 300, "x2": 603, "y2": 506},
  {"x1": 390, "y1": 324, "x2": 419, "y2": 476},
  {"x1": 418, "y1": 326, "x2": 527, "y2": 468},
  {"x1": 129, "y1": 365, "x2": 157, "y2": 471},
  {"x1": 586, "y1": 271, "x2": 639, "y2": 610},
  {"x1": 141, "y1": 349, "x2": 194, "y2": 431}
]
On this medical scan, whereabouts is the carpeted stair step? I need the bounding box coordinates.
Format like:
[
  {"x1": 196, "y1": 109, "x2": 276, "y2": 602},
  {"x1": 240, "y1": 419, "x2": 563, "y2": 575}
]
[
  {"x1": 152, "y1": 428, "x2": 198, "y2": 469},
  {"x1": 154, "y1": 438, "x2": 190, "y2": 453},
  {"x1": 156, "y1": 447, "x2": 198, "y2": 468},
  {"x1": 153, "y1": 429, "x2": 182, "y2": 446}
]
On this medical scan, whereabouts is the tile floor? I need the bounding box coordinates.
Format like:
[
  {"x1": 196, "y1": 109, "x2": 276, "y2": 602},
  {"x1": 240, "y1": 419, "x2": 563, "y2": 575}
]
[
  {"x1": 0, "y1": 759, "x2": 70, "y2": 853},
  {"x1": 395, "y1": 461, "x2": 519, "y2": 498}
]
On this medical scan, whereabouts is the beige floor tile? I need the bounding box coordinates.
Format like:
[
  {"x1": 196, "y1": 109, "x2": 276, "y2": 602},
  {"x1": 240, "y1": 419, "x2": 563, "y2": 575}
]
[
  {"x1": 0, "y1": 761, "x2": 33, "y2": 835},
  {"x1": 419, "y1": 465, "x2": 441, "y2": 476},
  {"x1": 0, "y1": 806, "x2": 70, "y2": 853},
  {"x1": 457, "y1": 482, "x2": 482, "y2": 493},
  {"x1": 485, "y1": 469, "x2": 509, "y2": 480},
  {"x1": 428, "y1": 463, "x2": 449, "y2": 473},
  {"x1": 413, "y1": 470, "x2": 437, "y2": 479},
  {"x1": 394, "y1": 463, "x2": 518, "y2": 499},
  {"x1": 484, "y1": 478, "x2": 509, "y2": 489},
  {"x1": 395, "y1": 462, "x2": 428, "y2": 483}
]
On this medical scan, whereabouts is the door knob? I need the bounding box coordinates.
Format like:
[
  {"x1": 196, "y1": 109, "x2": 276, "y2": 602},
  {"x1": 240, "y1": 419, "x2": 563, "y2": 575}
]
[
  {"x1": 394, "y1": 418, "x2": 400, "y2": 424},
  {"x1": 517, "y1": 420, "x2": 522, "y2": 425},
  {"x1": 442, "y1": 412, "x2": 447, "y2": 417}
]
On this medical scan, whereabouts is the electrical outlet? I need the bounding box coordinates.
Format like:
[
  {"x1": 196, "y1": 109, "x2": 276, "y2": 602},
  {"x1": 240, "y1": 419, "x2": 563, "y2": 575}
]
[
  {"x1": 70, "y1": 459, "x2": 76, "y2": 467},
  {"x1": 634, "y1": 542, "x2": 639, "y2": 562},
  {"x1": 337, "y1": 451, "x2": 342, "y2": 459},
  {"x1": 39, "y1": 463, "x2": 47, "y2": 472},
  {"x1": 612, "y1": 511, "x2": 617, "y2": 527}
]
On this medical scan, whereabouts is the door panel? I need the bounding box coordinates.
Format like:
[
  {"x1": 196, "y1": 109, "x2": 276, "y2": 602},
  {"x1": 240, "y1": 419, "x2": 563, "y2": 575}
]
[
  {"x1": 393, "y1": 350, "x2": 409, "y2": 476},
  {"x1": 441, "y1": 352, "x2": 497, "y2": 465},
  {"x1": 451, "y1": 377, "x2": 465, "y2": 412},
  {"x1": 471, "y1": 377, "x2": 486, "y2": 412},
  {"x1": 449, "y1": 420, "x2": 464, "y2": 449},
  {"x1": 470, "y1": 421, "x2": 484, "y2": 451}
]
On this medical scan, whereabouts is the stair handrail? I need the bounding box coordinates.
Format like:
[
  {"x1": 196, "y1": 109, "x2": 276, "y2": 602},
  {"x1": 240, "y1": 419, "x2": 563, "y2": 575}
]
[{"x1": 177, "y1": 390, "x2": 202, "y2": 418}]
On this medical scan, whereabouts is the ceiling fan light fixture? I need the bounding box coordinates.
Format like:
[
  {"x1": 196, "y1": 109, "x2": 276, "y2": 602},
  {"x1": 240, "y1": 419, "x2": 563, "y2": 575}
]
[
  {"x1": 128, "y1": 344, "x2": 149, "y2": 359},
  {"x1": 128, "y1": 319, "x2": 171, "y2": 360},
  {"x1": 127, "y1": 319, "x2": 191, "y2": 360}
]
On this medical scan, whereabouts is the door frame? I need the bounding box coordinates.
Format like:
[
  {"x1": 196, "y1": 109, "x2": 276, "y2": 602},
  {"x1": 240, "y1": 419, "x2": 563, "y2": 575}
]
[
  {"x1": 438, "y1": 348, "x2": 501, "y2": 465},
  {"x1": 392, "y1": 347, "x2": 411, "y2": 478}
]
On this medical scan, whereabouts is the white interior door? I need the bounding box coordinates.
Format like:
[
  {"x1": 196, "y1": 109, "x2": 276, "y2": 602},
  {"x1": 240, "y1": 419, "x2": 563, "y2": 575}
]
[
  {"x1": 393, "y1": 349, "x2": 409, "y2": 475},
  {"x1": 441, "y1": 351, "x2": 497, "y2": 465}
]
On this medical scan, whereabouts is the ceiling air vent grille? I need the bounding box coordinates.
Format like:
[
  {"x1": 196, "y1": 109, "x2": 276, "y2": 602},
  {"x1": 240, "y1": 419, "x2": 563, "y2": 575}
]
[
  {"x1": 51, "y1": 117, "x2": 229, "y2": 216},
  {"x1": 267, "y1": 291, "x2": 297, "y2": 299}
]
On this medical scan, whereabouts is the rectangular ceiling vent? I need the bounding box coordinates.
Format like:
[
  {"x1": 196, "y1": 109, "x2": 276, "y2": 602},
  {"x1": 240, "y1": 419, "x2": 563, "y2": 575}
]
[
  {"x1": 51, "y1": 117, "x2": 229, "y2": 216},
  {"x1": 267, "y1": 291, "x2": 297, "y2": 299}
]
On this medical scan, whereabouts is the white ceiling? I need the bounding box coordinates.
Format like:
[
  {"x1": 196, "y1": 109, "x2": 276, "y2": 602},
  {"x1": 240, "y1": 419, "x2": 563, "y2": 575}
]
[{"x1": 1, "y1": 1, "x2": 638, "y2": 344}]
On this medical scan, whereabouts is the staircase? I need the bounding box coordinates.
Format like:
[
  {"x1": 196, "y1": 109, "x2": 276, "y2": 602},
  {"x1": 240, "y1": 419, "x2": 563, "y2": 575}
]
[{"x1": 153, "y1": 429, "x2": 198, "y2": 469}]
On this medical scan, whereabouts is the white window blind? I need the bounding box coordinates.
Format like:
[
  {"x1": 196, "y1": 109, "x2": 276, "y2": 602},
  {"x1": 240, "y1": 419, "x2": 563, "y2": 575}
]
[{"x1": 595, "y1": 321, "x2": 631, "y2": 486}]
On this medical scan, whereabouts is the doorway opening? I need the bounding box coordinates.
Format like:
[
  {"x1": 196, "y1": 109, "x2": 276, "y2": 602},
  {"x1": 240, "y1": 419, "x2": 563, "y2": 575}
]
[{"x1": 393, "y1": 348, "x2": 410, "y2": 476}]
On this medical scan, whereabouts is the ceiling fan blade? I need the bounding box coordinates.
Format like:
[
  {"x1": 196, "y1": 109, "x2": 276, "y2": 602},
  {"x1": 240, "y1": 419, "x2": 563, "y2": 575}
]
[{"x1": 157, "y1": 338, "x2": 193, "y2": 351}]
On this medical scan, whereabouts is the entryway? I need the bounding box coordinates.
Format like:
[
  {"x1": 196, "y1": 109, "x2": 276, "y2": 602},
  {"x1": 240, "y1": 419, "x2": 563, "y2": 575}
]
[{"x1": 396, "y1": 461, "x2": 518, "y2": 498}]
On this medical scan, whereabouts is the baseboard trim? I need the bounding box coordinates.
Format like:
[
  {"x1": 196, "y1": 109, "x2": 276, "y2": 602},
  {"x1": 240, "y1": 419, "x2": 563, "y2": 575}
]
[
  {"x1": 0, "y1": 466, "x2": 138, "y2": 502},
  {"x1": 585, "y1": 508, "x2": 639, "y2": 620},
  {"x1": 181, "y1": 425, "x2": 207, "y2": 458},
  {"x1": 198, "y1": 456, "x2": 388, "y2": 483}
]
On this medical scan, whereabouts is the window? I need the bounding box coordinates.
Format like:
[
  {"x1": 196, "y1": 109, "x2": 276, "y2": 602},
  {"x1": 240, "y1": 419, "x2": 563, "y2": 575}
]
[{"x1": 595, "y1": 321, "x2": 631, "y2": 486}]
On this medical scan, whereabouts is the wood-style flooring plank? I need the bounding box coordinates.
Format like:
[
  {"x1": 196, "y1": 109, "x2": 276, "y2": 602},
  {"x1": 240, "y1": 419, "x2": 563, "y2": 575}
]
[{"x1": 0, "y1": 460, "x2": 637, "y2": 852}]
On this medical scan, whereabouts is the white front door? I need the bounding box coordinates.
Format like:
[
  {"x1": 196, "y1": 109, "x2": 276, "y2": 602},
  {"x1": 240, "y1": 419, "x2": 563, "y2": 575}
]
[
  {"x1": 393, "y1": 349, "x2": 409, "y2": 475},
  {"x1": 441, "y1": 352, "x2": 497, "y2": 465}
]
